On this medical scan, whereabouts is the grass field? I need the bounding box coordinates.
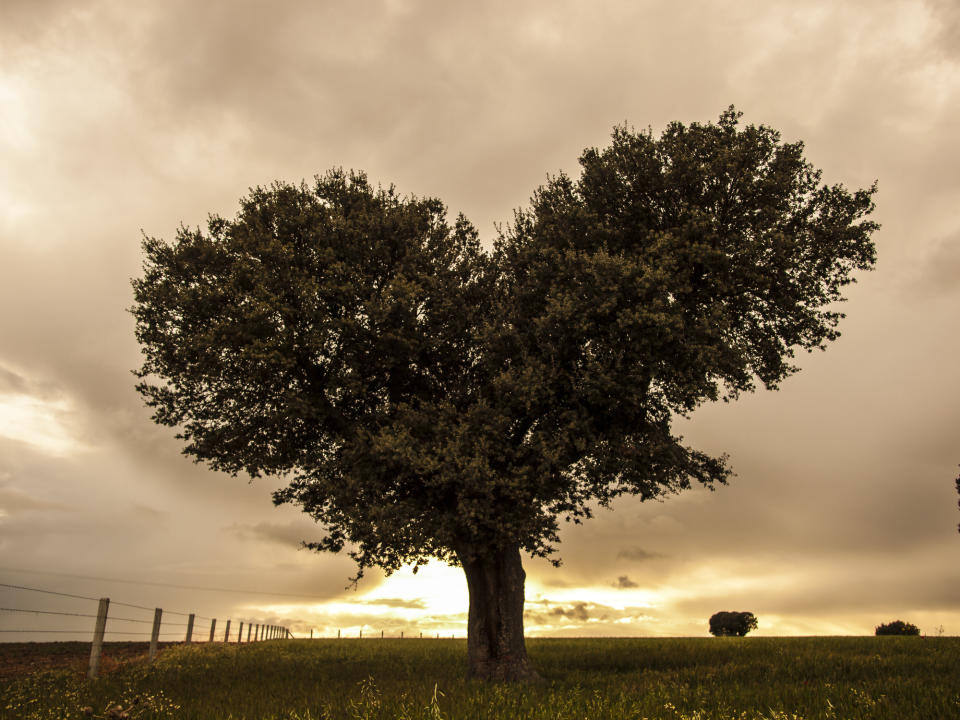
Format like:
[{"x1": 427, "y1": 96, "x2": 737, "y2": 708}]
[{"x1": 1, "y1": 637, "x2": 958, "y2": 720}]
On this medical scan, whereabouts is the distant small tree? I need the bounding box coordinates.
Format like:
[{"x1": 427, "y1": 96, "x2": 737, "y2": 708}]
[
  {"x1": 709, "y1": 611, "x2": 758, "y2": 637},
  {"x1": 875, "y1": 620, "x2": 920, "y2": 636}
]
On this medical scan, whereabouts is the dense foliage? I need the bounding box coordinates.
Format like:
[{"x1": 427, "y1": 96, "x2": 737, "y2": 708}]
[
  {"x1": 875, "y1": 620, "x2": 920, "y2": 636},
  {"x1": 709, "y1": 611, "x2": 759, "y2": 637},
  {"x1": 132, "y1": 108, "x2": 878, "y2": 678}
]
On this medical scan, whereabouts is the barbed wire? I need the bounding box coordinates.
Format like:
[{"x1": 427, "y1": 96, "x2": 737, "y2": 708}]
[
  {"x1": 0, "y1": 582, "x2": 98, "y2": 603},
  {"x1": 0, "y1": 607, "x2": 159, "y2": 624},
  {"x1": 0, "y1": 580, "x2": 292, "y2": 642},
  {"x1": 0, "y1": 566, "x2": 336, "y2": 600},
  {"x1": 2, "y1": 582, "x2": 205, "y2": 620}
]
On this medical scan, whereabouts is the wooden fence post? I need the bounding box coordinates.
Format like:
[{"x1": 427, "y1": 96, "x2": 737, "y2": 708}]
[
  {"x1": 185, "y1": 614, "x2": 195, "y2": 644},
  {"x1": 236, "y1": 621, "x2": 242, "y2": 643},
  {"x1": 381, "y1": 630, "x2": 384, "y2": 639},
  {"x1": 247, "y1": 623, "x2": 252, "y2": 642},
  {"x1": 310, "y1": 628, "x2": 313, "y2": 639},
  {"x1": 149, "y1": 608, "x2": 162, "y2": 661},
  {"x1": 401, "y1": 631, "x2": 404, "y2": 639},
  {"x1": 209, "y1": 619, "x2": 216, "y2": 643},
  {"x1": 87, "y1": 597, "x2": 110, "y2": 680},
  {"x1": 224, "y1": 619, "x2": 231, "y2": 643},
  {"x1": 337, "y1": 628, "x2": 340, "y2": 639}
]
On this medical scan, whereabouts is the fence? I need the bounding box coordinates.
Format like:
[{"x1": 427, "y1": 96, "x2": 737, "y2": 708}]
[
  {"x1": 309, "y1": 628, "x2": 458, "y2": 640},
  {"x1": 0, "y1": 581, "x2": 290, "y2": 679}
]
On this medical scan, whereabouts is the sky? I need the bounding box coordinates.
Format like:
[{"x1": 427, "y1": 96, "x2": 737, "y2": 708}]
[{"x1": 1, "y1": 0, "x2": 958, "y2": 643}]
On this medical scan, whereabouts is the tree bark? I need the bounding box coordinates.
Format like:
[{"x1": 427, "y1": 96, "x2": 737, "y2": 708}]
[{"x1": 459, "y1": 544, "x2": 540, "y2": 681}]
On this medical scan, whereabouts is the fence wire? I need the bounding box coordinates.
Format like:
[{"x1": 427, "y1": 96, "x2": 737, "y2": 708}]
[{"x1": 0, "y1": 580, "x2": 291, "y2": 648}]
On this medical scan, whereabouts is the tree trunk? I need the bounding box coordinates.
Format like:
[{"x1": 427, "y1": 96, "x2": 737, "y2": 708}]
[{"x1": 459, "y1": 544, "x2": 540, "y2": 681}]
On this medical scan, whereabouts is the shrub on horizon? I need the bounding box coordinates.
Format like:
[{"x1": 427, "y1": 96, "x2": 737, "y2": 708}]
[
  {"x1": 709, "y1": 611, "x2": 758, "y2": 637},
  {"x1": 875, "y1": 620, "x2": 920, "y2": 636}
]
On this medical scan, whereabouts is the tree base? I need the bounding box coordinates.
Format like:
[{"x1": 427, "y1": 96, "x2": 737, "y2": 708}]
[{"x1": 460, "y1": 544, "x2": 540, "y2": 682}]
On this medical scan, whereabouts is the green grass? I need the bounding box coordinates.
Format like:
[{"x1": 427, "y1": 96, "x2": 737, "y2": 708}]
[{"x1": 2, "y1": 637, "x2": 958, "y2": 719}]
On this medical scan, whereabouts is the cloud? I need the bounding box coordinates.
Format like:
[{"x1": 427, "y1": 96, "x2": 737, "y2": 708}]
[
  {"x1": 0, "y1": 366, "x2": 28, "y2": 395},
  {"x1": 0, "y1": 394, "x2": 87, "y2": 456},
  {"x1": 617, "y1": 548, "x2": 666, "y2": 562},
  {"x1": 913, "y1": 233, "x2": 960, "y2": 296},
  {"x1": 356, "y1": 597, "x2": 427, "y2": 610},
  {"x1": 524, "y1": 599, "x2": 658, "y2": 631},
  {"x1": 227, "y1": 521, "x2": 323, "y2": 548},
  {"x1": 550, "y1": 602, "x2": 590, "y2": 622},
  {"x1": 613, "y1": 575, "x2": 639, "y2": 589},
  {"x1": 924, "y1": 0, "x2": 960, "y2": 58},
  {"x1": 0, "y1": 486, "x2": 63, "y2": 515}
]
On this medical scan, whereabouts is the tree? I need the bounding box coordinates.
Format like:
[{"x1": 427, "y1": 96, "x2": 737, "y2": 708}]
[
  {"x1": 132, "y1": 108, "x2": 878, "y2": 680},
  {"x1": 875, "y1": 620, "x2": 920, "y2": 636},
  {"x1": 709, "y1": 611, "x2": 758, "y2": 637}
]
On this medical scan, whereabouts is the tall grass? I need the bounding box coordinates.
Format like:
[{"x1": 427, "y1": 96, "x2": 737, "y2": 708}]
[{"x1": 2, "y1": 637, "x2": 958, "y2": 719}]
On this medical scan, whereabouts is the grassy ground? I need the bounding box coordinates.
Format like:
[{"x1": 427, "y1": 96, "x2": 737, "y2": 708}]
[{"x1": 1, "y1": 637, "x2": 958, "y2": 719}]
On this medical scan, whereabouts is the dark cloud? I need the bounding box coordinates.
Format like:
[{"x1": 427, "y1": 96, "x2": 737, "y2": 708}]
[
  {"x1": 227, "y1": 521, "x2": 323, "y2": 548},
  {"x1": 617, "y1": 548, "x2": 665, "y2": 563},
  {"x1": 525, "y1": 600, "x2": 657, "y2": 631},
  {"x1": 613, "y1": 576, "x2": 639, "y2": 589},
  {"x1": 0, "y1": 366, "x2": 29, "y2": 395},
  {"x1": 924, "y1": 0, "x2": 960, "y2": 58},
  {"x1": 551, "y1": 602, "x2": 590, "y2": 622}
]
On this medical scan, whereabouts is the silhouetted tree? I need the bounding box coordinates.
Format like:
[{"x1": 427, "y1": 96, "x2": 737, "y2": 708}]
[
  {"x1": 709, "y1": 611, "x2": 759, "y2": 637},
  {"x1": 875, "y1": 620, "x2": 920, "y2": 636},
  {"x1": 132, "y1": 108, "x2": 877, "y2": 680}
]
